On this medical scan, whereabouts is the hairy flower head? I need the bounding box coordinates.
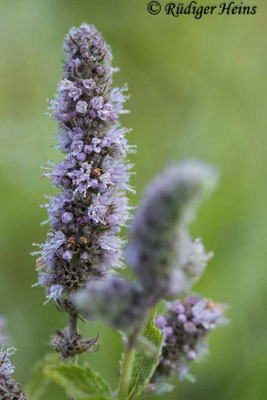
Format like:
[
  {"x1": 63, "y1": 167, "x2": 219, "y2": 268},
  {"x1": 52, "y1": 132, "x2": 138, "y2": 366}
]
[
  {"x1": 33, "y1": 23, "x2": 134, "y2": 302},
  {"x1": 126, "y1": 160, "x2": 218, "y2": 300}
]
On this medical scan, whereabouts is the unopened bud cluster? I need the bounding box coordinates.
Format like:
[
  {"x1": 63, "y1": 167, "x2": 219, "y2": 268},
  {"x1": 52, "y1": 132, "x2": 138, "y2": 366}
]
[
  {"x1": 51, "y1": 328, "x2": 99, "y2": 359},
  {"x1": 154, "y1": 295, "x2": 227, "y2": 381}
]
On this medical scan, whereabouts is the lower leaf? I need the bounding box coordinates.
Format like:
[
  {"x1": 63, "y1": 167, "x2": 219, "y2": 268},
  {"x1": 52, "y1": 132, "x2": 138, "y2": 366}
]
[
  {"x1": 26, "y1": 353, "x2": 59, "y2": 400},
  {"x1": 43, "y1": 363, "x2": 113, "y2": 400}
]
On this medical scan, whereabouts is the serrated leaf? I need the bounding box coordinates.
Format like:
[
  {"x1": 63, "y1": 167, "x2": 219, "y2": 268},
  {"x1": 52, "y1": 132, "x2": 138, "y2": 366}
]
[
  {"x1": 43, "y1": 362, "x2": 113, "y2": 400},
  {"x1": 26, "y1": 353, "x2": 59, "y2": 400},
  {"x1": 127, "y1": 309, "x2": 163, "y2": 399}
]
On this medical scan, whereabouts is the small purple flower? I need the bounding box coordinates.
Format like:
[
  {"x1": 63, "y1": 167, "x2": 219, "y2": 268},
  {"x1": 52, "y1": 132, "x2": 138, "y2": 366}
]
[
  {"x1": 84, "y1": 145, "x2": 92, "y2": 154},
  {"x1": 80, "y1": 252, "x2": 88, "y2": 261},
  {"x1": 91, "y1": 96, "x2": 104, "y2": 110},
  {"x1": 178, "y1": 314, "x2": 187, "y2": 323},
  {"x1": 163, "y1": 326, "x2": 173, "y2": 340},
  {"x1": 187, "y1": 350, "x2": 197, "y2": 361},
  {"x1": 184, "y1": 321, "x2": 197, "y2": 333},
  {"x1": 69, "y1": 163, "x2": 92, "y2": 196},
  {"x1": 83, "y1": 78, "x2": 96, "y2": 90},
  {"x1": 91, "y1": 137, "x2": 101, "y2": 153},
  {"x1": 38, "y1": 272, "x2": 50, "y2": 287},
  {"x1": 62, "y1": 212, "x2": 73, "y2": 223},
  {"x1": 58, "y1": 79, "x2": 74, "y2": 91},
  {"x1": 77, "y1": 152, "x2": 86, "y2": 161},
  {"x1": 46, "y1": 285, "x2": 64, "y2": 302},
  {"x1": 62, "y1": 250, "x2": 73, "y2": 261},
  {"x1": 173, "y1": 303, "x2": 185, "y2": 314},
  {"x1": 76, "y1": 100, "x2": 88, "y2": 114},
  {"x1": 88, "y1": 203, "x2": 106, "y2": 224},
  {"x1": 68, "y1": 86, "x2": 82, "y2": 101},
  {"x1": 155, "y1": 315, "x2": 167, "y2": 329}
]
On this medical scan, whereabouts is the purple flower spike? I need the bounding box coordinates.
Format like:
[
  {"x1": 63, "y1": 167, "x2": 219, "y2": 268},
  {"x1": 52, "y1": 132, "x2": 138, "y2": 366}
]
[
  {"x1": 126, "y1": 160, "x2": 218, "y2": 301},
  {"x1": 33, "y1": 23, "x2": 134, "y2": 303}
]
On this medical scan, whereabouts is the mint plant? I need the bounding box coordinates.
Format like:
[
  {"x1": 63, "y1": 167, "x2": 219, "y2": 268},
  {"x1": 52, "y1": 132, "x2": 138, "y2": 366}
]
[{"x1": 0, "y1": 23, "x2": 228, "y2": 400}]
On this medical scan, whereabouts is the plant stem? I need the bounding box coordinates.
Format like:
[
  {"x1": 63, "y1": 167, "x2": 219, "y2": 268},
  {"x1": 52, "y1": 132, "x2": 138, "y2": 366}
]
[
  {"x1": 68, "y1": 312, "x2": 78, "y2": 340},
  {"x1": 66, "y1": 310, "x2": 78, "y2": 400},
  {"x1": 117, "y1": 332, "x2": 138, "y2": 400}
]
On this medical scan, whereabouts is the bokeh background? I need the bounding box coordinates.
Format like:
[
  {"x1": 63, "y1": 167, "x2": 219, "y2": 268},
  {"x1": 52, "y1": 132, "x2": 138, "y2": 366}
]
[{"x1": 0, "y1": 0, "x2": 266, "y2": 399}]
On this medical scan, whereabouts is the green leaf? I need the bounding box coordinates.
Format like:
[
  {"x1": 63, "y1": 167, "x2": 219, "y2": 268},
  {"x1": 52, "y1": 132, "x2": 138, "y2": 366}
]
[
  {"x1": 43, "y1": 362, "x2": 113, "y2": 400},
  {"x1": 127, "y1": 309, "x2": 163, "y2": 399},
  {"x1": 26, "y1": 353, "x2": 59, "y2": 400}
]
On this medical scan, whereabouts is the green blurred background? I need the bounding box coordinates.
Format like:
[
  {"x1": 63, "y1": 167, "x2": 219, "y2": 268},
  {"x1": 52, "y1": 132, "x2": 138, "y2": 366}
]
[{"x1": 0, "y1": 0, "x2": 266, "y2": 399}]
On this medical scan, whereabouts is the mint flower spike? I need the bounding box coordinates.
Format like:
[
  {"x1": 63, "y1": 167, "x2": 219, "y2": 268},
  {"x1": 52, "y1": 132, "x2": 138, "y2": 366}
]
[
  {"x1": 0, "y1": 317, "x2": 27, "y2": 400},
  {"x1": 153, "y1": 295, "x2": 228, "y2": 384},
  {"x1": 126, "y1": 160, "x2": 218, "y2": 301},
  {"x1": 33, "y1": 23, "x2": 135, "y2": 304}
]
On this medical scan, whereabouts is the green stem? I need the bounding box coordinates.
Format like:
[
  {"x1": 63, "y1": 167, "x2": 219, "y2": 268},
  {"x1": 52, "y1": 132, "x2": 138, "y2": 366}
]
[
  {"x1": 117, "y1": 346, "x2": 134, "y2": 400},
  {"x1": 68, "y1": 311, "x2": 78, "y2": 364},
  {"x1": 117, "y1": 332, "x2": 138, "y2": 400},
  {"x1": 66, "y1": 311, "x2": 78, "y2": 399},
  {"x1": 68, "y1": 312, "x2": 77, "y2": 337}
]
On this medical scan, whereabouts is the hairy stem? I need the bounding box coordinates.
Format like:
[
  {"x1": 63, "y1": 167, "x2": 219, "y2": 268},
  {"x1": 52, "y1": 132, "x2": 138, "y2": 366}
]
[
  {"x1": 68, "y1": 312, "x2": 78, "y2": 340},
  {"x1": 117, "y1": 331, "x2": 138, "y2": 400}
]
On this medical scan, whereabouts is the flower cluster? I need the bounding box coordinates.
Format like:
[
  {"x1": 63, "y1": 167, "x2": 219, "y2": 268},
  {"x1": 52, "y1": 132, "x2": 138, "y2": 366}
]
[
  {"x1": 0, "y1": 318, "x2": 27, "y2": 400},
  {"x1": 153, "y1": 295, "x2": 227, "y2": 382},
  {"x1": 126, "y1": 161, "x2": 217, "y2": 301},
  {"x1": 51, "y1": 328, "x2": 99, "y2": 360},
  {"x1": 33, "y1": 23, "x2": 134, "y2": 302}
]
